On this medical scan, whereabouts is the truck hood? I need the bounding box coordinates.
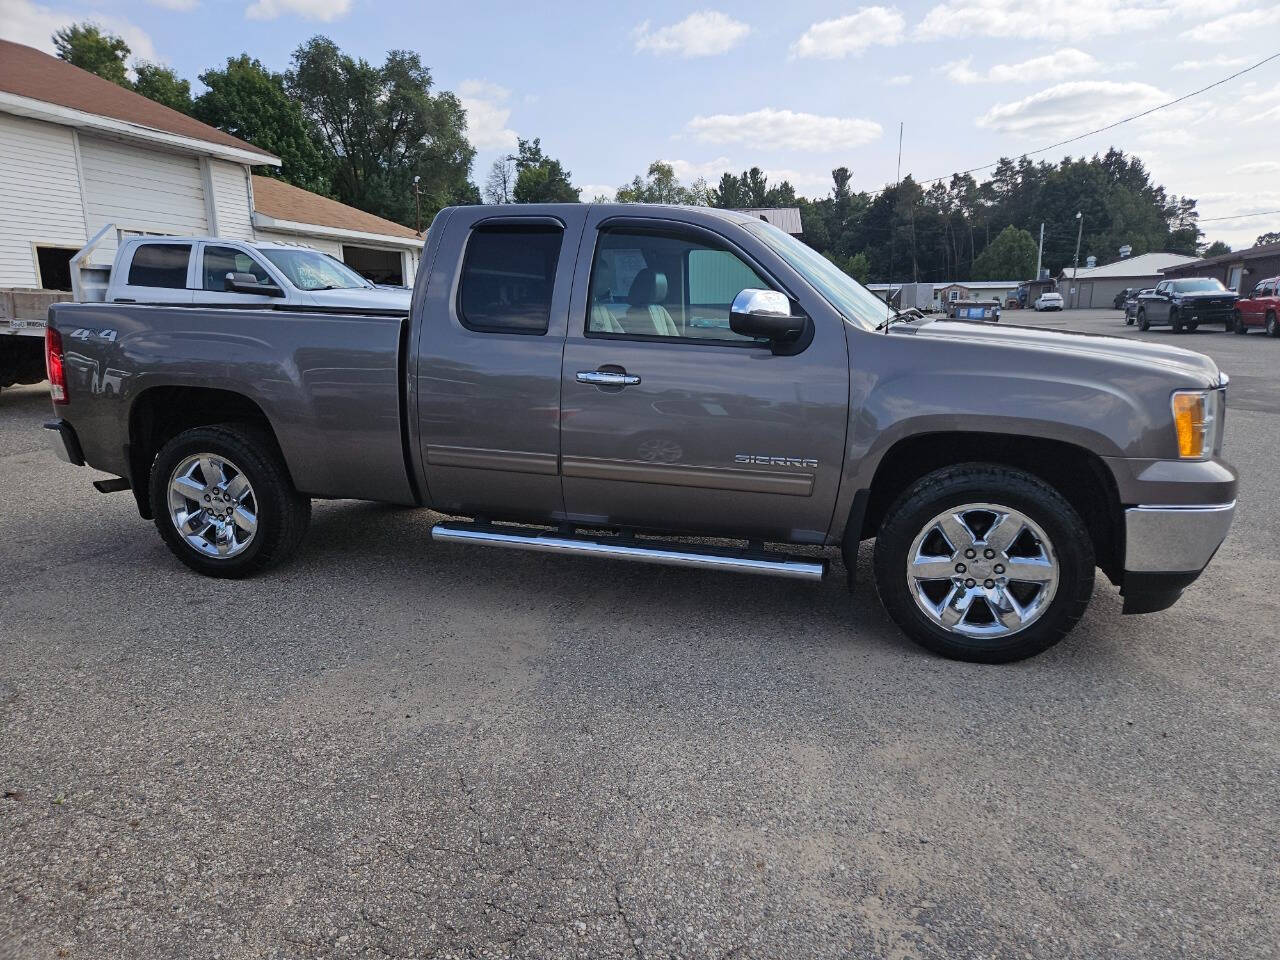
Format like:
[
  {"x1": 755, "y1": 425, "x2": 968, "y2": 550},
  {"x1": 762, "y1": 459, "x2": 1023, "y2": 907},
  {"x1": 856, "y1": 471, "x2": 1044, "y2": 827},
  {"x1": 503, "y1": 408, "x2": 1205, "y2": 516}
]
[
  {"x1": 901, "y1": 318, "x2": 1223, "y2": 387},
  {"x1": 1172, "y1": 290, "x2": 1235, "y2": 302},
  {"x1": 308, "y1": 286, "x2": 412, "y2": 310}
]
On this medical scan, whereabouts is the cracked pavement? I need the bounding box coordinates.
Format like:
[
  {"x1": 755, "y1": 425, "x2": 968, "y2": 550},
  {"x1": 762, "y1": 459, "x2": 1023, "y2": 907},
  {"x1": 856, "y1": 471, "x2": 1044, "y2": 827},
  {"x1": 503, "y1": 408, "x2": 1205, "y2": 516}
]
[{"x1": 1, "y1": 310, "x2": 1277, "y2": 958}]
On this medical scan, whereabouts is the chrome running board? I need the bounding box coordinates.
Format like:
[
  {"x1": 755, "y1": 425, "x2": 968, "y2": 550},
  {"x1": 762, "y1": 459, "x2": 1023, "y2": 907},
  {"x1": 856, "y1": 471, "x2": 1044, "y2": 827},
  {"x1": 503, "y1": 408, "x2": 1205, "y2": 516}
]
[{"x1": 430, "y1": 522, "x2": 826, "y2": 581}]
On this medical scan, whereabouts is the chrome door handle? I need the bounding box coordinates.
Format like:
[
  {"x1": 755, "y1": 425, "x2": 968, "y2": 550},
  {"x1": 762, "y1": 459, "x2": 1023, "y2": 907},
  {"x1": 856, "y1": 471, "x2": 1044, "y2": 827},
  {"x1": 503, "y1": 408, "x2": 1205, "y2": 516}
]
[{"x1": 577, "y1": 370, "x2": 641, "y2": 386}]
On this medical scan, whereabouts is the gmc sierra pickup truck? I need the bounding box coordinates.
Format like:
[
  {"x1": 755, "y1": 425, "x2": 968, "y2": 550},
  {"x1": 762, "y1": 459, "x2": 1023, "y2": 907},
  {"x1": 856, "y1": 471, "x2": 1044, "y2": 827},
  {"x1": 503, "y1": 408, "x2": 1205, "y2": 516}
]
[{"x1": 43, "y1": 204, "x2": 1237, "y2": 663}]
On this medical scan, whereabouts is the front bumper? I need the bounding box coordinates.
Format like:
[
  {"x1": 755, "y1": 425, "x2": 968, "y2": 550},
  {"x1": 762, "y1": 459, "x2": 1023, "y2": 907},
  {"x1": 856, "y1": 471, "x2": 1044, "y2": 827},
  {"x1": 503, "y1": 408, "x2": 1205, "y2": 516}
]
[
  {"x1": 1120, "y1": 501, "x2": 1235, "y2": 613},
  {"x1": 44, "y1": 419, "x2": 84, "y2": 466}
]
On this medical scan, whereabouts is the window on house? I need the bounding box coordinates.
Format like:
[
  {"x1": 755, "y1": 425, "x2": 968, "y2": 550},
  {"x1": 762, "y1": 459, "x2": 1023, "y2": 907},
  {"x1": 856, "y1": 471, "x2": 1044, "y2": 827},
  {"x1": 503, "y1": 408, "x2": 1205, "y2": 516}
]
[{"x1": 35, "y1": 247, "x2": 76, "y2": 291}]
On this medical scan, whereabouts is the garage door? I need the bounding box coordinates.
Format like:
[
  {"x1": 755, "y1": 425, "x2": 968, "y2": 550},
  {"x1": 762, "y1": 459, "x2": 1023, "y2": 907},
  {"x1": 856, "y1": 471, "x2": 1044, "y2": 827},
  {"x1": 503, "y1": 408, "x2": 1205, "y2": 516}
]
[{"x1": 79, "y1": 137, "x2": 207, "y2": 262}]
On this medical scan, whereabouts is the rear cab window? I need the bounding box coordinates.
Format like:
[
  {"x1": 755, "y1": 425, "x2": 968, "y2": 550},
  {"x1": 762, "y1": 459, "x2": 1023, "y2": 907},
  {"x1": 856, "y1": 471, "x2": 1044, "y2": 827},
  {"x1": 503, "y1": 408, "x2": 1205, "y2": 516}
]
[
  {"x1": 458, "y1": 224, "x2": 563, "y2": 334},
  {"x1": 126, "y1": 243, "x2": 191, "y2": 289}
]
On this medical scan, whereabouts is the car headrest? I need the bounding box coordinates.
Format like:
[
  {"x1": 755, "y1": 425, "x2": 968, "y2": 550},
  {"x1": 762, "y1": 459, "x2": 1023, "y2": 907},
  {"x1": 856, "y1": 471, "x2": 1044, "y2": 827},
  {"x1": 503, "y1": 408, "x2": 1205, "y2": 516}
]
[{"x1": 627, "y1": 268, "x2": 668, "y2": 305}]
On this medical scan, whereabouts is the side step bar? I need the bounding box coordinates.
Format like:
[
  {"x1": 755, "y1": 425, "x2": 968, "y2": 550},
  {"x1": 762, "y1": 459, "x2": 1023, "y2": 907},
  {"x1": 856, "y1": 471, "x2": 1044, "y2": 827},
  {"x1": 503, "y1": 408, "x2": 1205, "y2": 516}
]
[{"x1": 430, "y1": 522, "x2": 826, "y2": 581}]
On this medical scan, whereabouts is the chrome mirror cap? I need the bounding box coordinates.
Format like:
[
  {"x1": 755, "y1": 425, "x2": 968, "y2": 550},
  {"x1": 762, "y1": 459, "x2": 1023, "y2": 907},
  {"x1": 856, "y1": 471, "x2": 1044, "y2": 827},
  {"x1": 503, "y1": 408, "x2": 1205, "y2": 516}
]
[{"x1": 731, "y1": 288, "x2": 790, "y2": 319}]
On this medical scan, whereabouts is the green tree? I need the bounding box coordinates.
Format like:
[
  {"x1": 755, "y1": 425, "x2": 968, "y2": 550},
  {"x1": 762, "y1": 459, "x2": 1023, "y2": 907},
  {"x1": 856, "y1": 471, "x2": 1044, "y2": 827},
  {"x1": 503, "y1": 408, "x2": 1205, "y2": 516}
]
[
  {"x1": 511, "y1": 138, "x2": 580, "y2": 203},
  {"x1": 195, "y1": 55, "x2": 331, "y2": 195},
  {"x1": 972, "y1": 225, "x2": 1038, "y2": 280},
  {"x1": 286, "y1": 36, "x2": 476, "y2": 225},
  {"x1": 708, "y1": 167, "x2": 796, "y2": 208},
  {"x1": 133, "y1": 63, "x2": 193, "y2": 114},
  {"x1": 52, "y1": 23, "x2": 130, "y2": 87},
  {"x1": 1256, "y1": 231, "x2": 1280, "y2": 247},
  {"x1": 615, "y1": 161, "x2": 707, "y2": 205},
  {"x1": 1202, "y1": 240, "x2": 1231, "y2": 257}
]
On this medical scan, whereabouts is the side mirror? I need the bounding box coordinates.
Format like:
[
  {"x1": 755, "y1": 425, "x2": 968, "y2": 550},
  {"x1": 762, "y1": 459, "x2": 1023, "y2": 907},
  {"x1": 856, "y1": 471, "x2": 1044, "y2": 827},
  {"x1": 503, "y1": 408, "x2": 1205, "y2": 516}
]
[
  {"x1": 226, "y1": 272, "x2": 283, "y2": 297},
  {"x1": 729, "y1": 289, "x2": 805, "y2": 341}
]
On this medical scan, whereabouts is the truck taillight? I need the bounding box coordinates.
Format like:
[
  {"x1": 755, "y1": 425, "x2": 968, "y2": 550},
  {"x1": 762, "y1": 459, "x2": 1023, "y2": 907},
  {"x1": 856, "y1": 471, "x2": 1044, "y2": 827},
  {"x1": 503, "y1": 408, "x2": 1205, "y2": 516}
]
[{"x1": 46, "y1": 327, "x2": 68, "y2": 404}]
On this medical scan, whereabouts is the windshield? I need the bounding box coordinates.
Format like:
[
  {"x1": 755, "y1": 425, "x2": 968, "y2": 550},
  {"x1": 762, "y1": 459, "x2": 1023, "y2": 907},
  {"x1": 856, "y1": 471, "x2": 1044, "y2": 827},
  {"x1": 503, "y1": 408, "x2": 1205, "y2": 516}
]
[
  {"x1": 1171, "y1": 278, "x2": 1226, "y2": 293},
  {"x1": 261, "y1": 248, "x2": 373, "y2": 291},
  {"x1": 743, "y1": 220, "x2": 891, "y2": 331}
]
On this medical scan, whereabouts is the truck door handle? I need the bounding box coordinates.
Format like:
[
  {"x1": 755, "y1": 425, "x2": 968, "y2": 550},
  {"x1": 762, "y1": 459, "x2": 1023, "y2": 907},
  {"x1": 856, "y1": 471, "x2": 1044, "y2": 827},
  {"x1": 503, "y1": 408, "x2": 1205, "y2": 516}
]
[{"x1": 577, "y1": 370, "x2": 641, "y2": 386}]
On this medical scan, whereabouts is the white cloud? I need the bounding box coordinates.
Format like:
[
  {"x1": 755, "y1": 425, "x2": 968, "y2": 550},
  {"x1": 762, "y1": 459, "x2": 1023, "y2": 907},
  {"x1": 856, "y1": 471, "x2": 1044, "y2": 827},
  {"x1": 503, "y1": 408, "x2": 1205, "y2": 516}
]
[
  {"x1": 943, "y1": 48, "x2": 1101, "y2": 84},
  {"x1": 1181, "y1": 5, "x2": 1280, "y2": 41},
  {"x1": 0, "y1": 0, "x2": 158, "y2": 61},
  {"x1": 148, "y1": 0, "x2": 198, "y2": 10},
  {"x1": 666, "y1": 156, "x2": 735, "y2": 182},
  {"x1": 245, "y1": 0, "x2": 349, "y2": 21},
  {"x1": 686, "y1": 108, "x2": 882, "y2": 151},
  {"x1": 976, "y1": 80, "x2": 1168, "y2": 137},
  {"x1": 1172, "y1": 54, "x2": 1250, "y2": 71},
  {"x1": 578, "y1": 184, "x2": 617, "y2": 201},
  {"x1": 633, "y1": 11, "x2": 750, "y2": 57},
  {"x1": 885, "y1": 74, "x2": 912, "y2": 85},
  {"x1": 1230, "y1": 161, "x2": 1280, "y2": 175},
  {"x1": 457, "y1": 79, "x2": 517, "y2": 151},
  {"x1": 790, "y1": 7, "x2": 904, "y2": 59},
  {"x1": 918, "y1": 0, "x2": 1169, "y2": 40}
]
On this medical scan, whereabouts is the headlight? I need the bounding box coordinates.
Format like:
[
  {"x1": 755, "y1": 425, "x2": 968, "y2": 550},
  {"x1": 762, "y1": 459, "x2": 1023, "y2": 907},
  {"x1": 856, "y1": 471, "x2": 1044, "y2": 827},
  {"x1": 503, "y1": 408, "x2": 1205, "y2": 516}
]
[{"x1": 1171, "y1": 389, "x2": 1221, "y2": 459}]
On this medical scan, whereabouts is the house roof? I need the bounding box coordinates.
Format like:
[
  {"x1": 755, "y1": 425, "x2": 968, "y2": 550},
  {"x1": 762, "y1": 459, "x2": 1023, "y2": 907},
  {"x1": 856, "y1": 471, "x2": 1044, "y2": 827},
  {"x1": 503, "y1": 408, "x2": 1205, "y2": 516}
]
[
  {"x1": 731, "y1": 207, "x2": 803, "y2": 235},
  {"x1": 252, "y1": 176, "x2": 422, "y2": 242},
  {"x1": 0, "y1": 39, "x2": 277, "y2": 163},
  {"x1": 1161, "y1": 240, "x2": 1280, "y2": 272},
  {"x1": 1060, "y1": 251, "x2": 1198, "y2": 279}
]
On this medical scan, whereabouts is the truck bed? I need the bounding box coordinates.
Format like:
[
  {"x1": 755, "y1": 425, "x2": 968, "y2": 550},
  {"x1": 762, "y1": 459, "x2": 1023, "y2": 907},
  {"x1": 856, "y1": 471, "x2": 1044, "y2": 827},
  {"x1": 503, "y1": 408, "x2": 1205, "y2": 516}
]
[{"x1": 48, "y1": 302, "x2": 415, "y2": 505}]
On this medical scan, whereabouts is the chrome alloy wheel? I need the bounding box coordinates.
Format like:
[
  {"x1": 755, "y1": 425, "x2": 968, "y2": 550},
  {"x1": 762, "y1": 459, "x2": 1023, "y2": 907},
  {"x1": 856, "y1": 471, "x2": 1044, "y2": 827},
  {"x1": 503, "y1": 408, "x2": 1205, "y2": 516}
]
[
  {"x1": 167, "y1": 453, "x2": 258, "y2": 558},
  {"x1": 906, "y1": 503, "x2": 1059, "y2": 639}
]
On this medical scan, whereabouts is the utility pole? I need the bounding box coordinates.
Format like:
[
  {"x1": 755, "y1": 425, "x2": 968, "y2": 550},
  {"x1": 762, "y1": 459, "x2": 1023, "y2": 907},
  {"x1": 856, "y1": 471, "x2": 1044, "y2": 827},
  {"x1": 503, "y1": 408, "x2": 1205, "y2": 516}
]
[
  {"x1": 412, "y1": 175, "x2": 422, "y2": 235},
  {"x1": 1035, "y1": 222, "x2": 1044, "y2": 281},
  {"x1": 1070, "y1": 211, "x2": 1084, "y2": 308}
]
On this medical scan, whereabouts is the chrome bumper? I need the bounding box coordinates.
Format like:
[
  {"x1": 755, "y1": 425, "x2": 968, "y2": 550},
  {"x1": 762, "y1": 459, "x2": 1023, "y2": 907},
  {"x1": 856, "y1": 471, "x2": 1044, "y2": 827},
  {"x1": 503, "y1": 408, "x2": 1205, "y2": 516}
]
[{"x1": 1124, "y1": 501, "x2": 1235, "y2": 573}]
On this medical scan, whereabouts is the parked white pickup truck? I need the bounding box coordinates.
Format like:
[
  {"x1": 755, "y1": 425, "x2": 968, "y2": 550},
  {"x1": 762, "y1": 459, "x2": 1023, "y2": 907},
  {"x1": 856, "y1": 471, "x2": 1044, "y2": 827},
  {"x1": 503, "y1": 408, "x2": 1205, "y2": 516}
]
[
  {"x1": 71, "y1": 228, "x2": 412, "y2": 310},
  {"x1": 1, "y1": 225, "x2": 411, "y2": 392}
]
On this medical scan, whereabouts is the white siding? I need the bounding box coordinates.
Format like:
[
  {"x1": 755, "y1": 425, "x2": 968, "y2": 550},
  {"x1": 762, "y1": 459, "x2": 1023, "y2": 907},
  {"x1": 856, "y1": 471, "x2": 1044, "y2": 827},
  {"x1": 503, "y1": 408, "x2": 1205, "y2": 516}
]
[
  {"x1": 0, "y1": 114, "x2": 86, "y2": 288},
  {"x1": 208, "y1": 159, "x2": 255, "y2": 241},
  {"x1": 254, "y1": 229, "x2": 343, "y2": 259},
  {"x1": 80, "y1": 136, "x2": 207, "y2": 264}
]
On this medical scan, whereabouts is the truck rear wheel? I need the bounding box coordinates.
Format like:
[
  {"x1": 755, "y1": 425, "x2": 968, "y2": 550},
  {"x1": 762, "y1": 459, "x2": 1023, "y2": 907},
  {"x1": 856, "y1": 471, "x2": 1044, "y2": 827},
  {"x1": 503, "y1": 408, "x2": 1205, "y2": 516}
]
[
  {"x1": 149, "y1": 423, "x2": 310, "y2": 578},
  {"x1": 872, "y1": 464, "x2": 1095, "y2": 663}
]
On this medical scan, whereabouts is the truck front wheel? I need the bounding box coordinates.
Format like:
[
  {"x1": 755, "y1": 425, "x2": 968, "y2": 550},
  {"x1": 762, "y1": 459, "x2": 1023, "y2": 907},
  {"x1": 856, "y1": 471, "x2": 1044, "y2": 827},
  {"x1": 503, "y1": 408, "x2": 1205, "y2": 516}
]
[
  {"x1": 872, "y1": 464, "x2": 1095, "y2": 663},
  {"x1": 149, "y1": 423, "x2": 310, "y2": 578}
]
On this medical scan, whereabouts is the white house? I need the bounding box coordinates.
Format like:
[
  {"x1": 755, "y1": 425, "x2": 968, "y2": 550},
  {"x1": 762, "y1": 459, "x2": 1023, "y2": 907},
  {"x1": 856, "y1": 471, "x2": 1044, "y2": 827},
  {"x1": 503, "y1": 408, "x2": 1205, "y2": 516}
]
[{"x1": 0, "y1": 39, "x2": 423, "y2": 292}]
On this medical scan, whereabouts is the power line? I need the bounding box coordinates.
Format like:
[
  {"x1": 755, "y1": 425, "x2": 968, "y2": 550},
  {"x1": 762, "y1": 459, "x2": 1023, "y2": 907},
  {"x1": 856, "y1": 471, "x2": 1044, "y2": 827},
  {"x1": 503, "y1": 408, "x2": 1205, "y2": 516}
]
[
  {"x1": 1197, "y1": 209, "x2": 1280, "y2": 223},
  {"x1": 919, "y1": 51, "x2": 1280, "y2": 188}
]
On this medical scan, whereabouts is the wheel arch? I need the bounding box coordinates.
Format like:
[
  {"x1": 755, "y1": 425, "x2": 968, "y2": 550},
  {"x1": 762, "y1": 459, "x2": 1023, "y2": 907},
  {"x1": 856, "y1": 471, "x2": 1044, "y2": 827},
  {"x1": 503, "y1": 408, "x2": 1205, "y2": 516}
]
[
  {"x1": 127, "y1": 386, "x2": 287, "y2": 519},
  {"x1": 853, "y1": 431, "x2": 1125, "y2": 585}
]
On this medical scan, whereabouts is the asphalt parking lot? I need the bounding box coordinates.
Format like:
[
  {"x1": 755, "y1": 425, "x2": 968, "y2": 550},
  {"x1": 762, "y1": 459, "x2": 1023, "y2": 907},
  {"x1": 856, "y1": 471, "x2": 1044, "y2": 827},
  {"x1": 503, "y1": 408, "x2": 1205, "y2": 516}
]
[{"x1": 1, "y1": 308, "x2": 1276, "y2": 959}]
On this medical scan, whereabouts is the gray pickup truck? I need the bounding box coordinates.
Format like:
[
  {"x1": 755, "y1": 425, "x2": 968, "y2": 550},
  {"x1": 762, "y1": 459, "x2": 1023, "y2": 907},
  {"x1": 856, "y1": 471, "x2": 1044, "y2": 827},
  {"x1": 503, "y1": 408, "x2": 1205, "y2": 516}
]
[{"x1": 43, "y1": 204, "x2": 1237, "y2": 663}]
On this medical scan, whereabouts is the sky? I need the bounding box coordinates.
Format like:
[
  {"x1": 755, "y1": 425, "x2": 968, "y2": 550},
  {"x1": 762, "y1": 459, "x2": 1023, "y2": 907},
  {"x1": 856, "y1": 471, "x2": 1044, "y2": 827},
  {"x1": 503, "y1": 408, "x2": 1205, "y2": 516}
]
[{"x1": 3, "y1": 0, "x2": 1280, "y2": 252}]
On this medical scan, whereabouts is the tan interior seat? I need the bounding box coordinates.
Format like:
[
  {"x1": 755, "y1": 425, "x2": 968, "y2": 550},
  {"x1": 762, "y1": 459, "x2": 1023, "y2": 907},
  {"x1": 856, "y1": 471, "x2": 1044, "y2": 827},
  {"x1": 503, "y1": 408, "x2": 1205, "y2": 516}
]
[{"x1": 621, "y1": 269, "x2": 678, "y2": 337}]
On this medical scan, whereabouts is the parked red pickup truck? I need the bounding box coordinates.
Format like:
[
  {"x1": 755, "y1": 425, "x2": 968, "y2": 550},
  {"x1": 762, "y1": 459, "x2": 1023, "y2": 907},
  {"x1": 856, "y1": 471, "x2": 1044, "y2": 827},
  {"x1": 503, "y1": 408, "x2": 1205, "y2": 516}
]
[{"x1": 1232, "y1": 275, "x2": 1279, "y2": 336}]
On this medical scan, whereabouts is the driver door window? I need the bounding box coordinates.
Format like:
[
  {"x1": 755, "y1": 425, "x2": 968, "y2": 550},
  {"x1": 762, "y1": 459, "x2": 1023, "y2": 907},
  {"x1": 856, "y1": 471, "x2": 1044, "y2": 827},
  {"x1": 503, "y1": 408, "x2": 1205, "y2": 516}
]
[
  {"x1": 586, "y1": 229, "x2": 770, "y2": 343},
  {"x1": 202, "y1": 246, "x2": 272, "y2": 292}
]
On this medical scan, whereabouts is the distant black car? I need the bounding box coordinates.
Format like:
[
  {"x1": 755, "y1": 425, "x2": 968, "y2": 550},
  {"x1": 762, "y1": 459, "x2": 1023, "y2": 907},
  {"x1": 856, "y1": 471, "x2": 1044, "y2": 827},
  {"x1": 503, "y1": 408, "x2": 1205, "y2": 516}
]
[
  {"x1": 1114, "y1": 287, "x2": 1136, "y2": 309},
  {"x1": 1136, "y1": 278, "x2": 1237, "y2": 332}
]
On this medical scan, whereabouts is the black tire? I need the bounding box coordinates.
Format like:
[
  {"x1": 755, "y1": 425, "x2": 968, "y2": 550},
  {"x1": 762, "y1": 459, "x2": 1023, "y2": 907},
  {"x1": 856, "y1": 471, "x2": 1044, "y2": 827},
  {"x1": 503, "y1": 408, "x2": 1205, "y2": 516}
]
[
  {"x1": 1267, "y1": 312, "x2": 1278, "y2": 338},
  {"x1": 872, "y1": 464, "x2": 1095, "y2": 664},
  {"x1": 149, "y1": 422, "x2": 310, "y2": 578},
  {"x1": 1170, "y1": 308, "x2": 1183, "y2": 333},
  {"x1": 1137, "y1": 309, "x2": 1149, "y2": 332},
  {"x1": 1233, "y1": 310, "x2": 1247, "y2": 334},
  {"x1": 1186, "y1": 321, "x2": 1198, "y2": 333}
]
